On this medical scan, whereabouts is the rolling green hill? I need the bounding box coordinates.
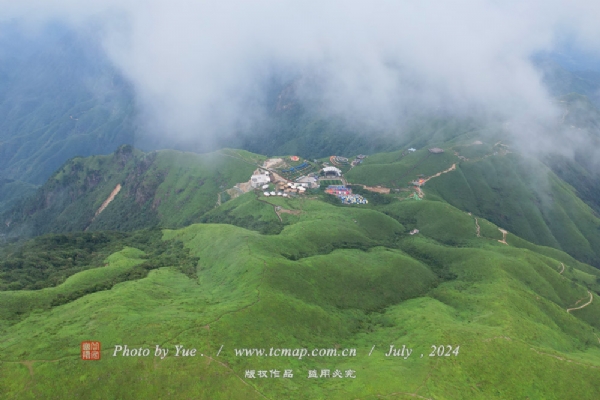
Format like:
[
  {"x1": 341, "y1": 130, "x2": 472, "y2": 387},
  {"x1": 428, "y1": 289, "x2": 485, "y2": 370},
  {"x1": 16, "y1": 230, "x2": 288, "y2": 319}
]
[
  {"x1": 427, "y1": 153, "x2": 600, "y2": 267},
  {"x1": 345, "y1": 140, "x2": 600, "y2": 268},
  {"x1": 1, "y1": 197, "x2": 600, "y2": 399}
]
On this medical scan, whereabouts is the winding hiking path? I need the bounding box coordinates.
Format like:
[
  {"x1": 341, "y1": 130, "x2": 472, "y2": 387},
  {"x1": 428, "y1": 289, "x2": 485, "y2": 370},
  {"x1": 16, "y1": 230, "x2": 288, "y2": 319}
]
[
  {"x1": 254, "y1": 192, "x2": 302, "y2": 222},
  {"x1": 474, "y1": 217, "x2": 481, "y2": 237},
  {"x1": 391, "y1": 153, "x2": 432, "y2": 185},
  {"x1": 422, "y1": 163, "x2": 457, "y2": 183},
  {"x1": 409, "y1": 162, "x2": 457, "y2": 200},
  {"x1": 256, "y1": 197, "x2": 283, "y2": 222},
  {"x1": 559, "y1": 263, "x2": 565, "y2": 275},
  {"x1": 567, "y1": 291, "x2": 593, "y2": 313}
]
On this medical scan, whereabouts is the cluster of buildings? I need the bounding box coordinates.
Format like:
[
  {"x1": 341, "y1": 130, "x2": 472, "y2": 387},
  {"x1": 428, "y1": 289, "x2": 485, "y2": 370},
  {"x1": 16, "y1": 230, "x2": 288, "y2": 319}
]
[
  {"x1": 251, "y1": 154, "x2": 370, "y2": 205},
  {"x1": 339, "y1": 194, "x2": 368, "y2": 204},
  {"x1": 325, "y1": 185, "x2": 368, "y2": 205},
  {"x1": 251, "y1": 163, "x2": 317, "y2": 199},
  {"x1": 325, "y1": 185, "x2": 350, "y2": 196},
  {"x1": 282, "y1": 181, "x2": 307, "y2": 194},
  {"x1": 264, "y1": 191, "x2": 289, "y2": 197},
  {"x1": 262, "y1": 180, "x2": 310, "y2": 197}
]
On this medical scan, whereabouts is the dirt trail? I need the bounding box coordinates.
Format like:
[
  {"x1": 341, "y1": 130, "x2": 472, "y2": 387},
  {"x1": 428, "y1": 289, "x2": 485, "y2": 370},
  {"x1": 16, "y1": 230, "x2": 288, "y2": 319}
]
[
  {"x1": 559, "y1": 263, "x2": 565, "y2": 275},
  {"x1": 474, "y1": 218, "x2": 481, "y2": 237},
  {"x1": 255, "y1": 193, "x2": 302, "y2": 222},
  {"x1": 423, "y1": 163, "x2": 456, "y2": 183},
  {"x1": 349, "y1": 183, "x2": 391, "y2": 194},
  {"x1": 408, "y1": 162, "x2": 456, "y2": 200},
  {"x1": 498, "y1": 228, "x2": 508, "y2": 245},
  {"x1": 256, "y1": 192, "x2": 293, "y2": 222},
  {"x1": 567, "y1": 291, "x2": 593, "y2": 313},
  {"x1": 530, "y1": 347, "x2": 600, "y2": 369}
]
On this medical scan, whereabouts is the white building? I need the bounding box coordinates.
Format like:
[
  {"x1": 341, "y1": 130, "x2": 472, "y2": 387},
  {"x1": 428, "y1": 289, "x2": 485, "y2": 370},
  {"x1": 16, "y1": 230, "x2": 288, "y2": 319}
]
[
  {"x1": 296, "y1": 175, "x2": 319, "y2": 189},
  {"x1": 251, "y1": 173, "x2": 271, "y2": 188}
]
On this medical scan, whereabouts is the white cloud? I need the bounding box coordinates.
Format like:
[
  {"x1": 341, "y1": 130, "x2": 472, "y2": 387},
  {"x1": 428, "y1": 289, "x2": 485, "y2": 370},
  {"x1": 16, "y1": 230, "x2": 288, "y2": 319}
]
[{"x1": 1, "y1": 0, "x2": 600, "y2": 150}]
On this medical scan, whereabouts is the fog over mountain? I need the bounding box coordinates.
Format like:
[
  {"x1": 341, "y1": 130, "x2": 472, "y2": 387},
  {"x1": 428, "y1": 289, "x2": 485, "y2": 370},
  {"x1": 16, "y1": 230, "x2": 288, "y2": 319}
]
[{"x1": 2, "y1": 1, "x2": 600, "y2": 154}]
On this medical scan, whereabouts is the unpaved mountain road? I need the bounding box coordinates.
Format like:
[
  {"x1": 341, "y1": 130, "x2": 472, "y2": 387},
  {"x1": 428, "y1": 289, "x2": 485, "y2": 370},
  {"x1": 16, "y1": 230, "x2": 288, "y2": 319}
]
[
  {"x1": 422, "y1": 163, "x2": 457, "y2": 183},
  {"x1": 567, "y1": 291, "x2": 593, "y2": 313}
]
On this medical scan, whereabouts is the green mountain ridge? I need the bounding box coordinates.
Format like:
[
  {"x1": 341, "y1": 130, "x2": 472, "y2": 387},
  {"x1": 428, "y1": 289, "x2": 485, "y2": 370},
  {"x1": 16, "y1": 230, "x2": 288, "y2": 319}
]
[
  {"x1": 345, "y1": 142, "x2": 600, "y2": 268},
  {"x1": 1, "y1": 145, "x2": 264, "y2": 238},
  {"x1": 7, "y1": 134, "x2": 600, "y2": 270}
]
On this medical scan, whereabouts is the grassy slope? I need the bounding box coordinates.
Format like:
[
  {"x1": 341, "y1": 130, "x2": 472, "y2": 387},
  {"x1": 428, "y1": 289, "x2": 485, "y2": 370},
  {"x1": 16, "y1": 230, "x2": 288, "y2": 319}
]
[
  {"x1": 1, "y1": 198, "x2": 600, "y2": 399},
  {"x1": 426, "y1": 154, "x2": 600, "y2": 267},
  {"x1": 346, "y1": 149, "x2": 457, "y2": 188},
  {"x1": 344, "y1": 139, "x2": 600, "y2": 268}
]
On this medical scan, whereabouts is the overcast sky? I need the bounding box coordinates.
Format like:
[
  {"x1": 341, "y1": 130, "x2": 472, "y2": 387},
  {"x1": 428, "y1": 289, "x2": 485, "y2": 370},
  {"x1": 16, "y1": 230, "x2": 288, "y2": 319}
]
[{"x1": 2, "y1": 0, "x2": 600, "y2": 152}]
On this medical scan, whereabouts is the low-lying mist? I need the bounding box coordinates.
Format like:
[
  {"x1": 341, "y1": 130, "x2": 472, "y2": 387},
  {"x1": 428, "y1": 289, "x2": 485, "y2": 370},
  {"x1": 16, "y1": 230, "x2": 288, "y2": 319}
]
[{"x1": 2, "y1": 0, "x2": 600, "y2": 158}]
